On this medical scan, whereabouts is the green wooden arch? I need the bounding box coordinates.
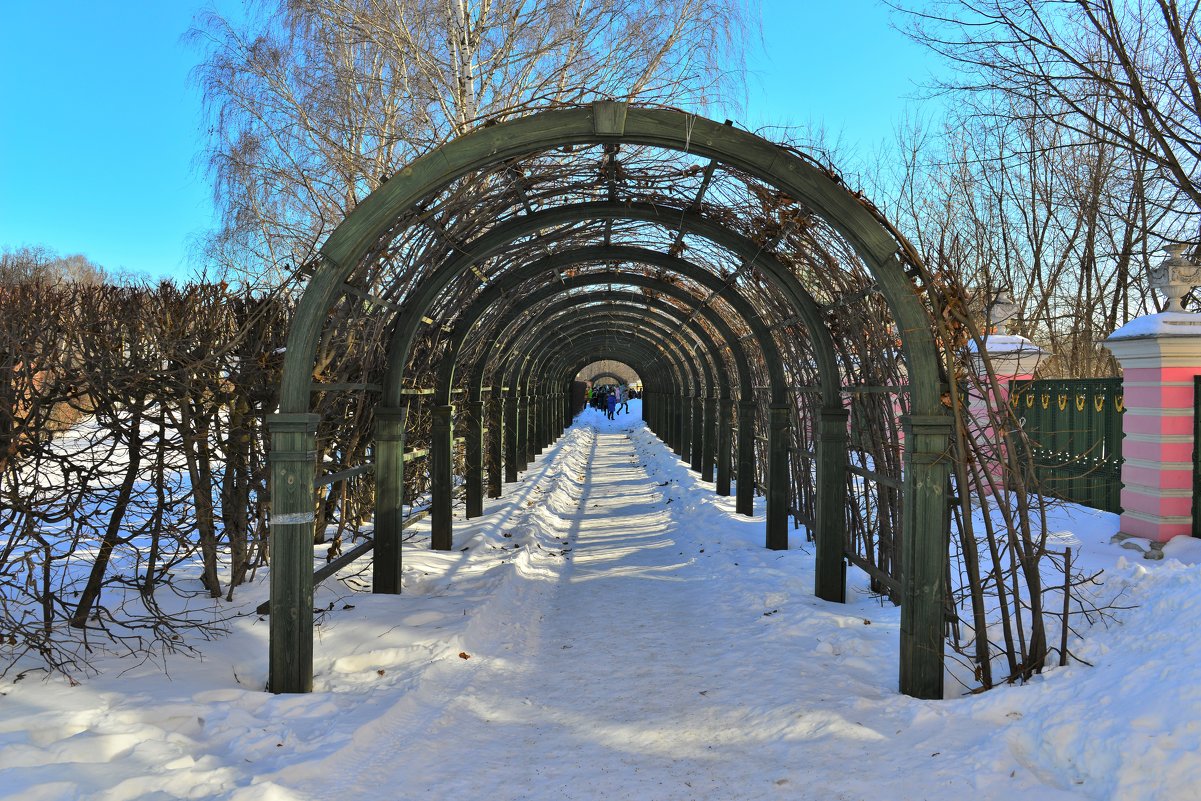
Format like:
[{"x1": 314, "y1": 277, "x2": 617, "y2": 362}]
[
  {"x1": 442, "y1": 257, "x2": 776, "y2": 506},
  {"x1": 269, "y1": 102, "x2": 952, "y2": 700},
  {"x1": 584, "y1": 372, "x2": 634, "y2": 386},
  {"x1": 428, "y1": 297, "x2": 729, "y2": 547}
]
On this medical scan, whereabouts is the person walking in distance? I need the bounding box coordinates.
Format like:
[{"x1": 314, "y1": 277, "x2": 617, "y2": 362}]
[
  {"x1": 617, "y1": 385, "x2": 629, "y2": 415},
  {"x1": 606, "y1": 389, "x2": 617, "y2": 420}
]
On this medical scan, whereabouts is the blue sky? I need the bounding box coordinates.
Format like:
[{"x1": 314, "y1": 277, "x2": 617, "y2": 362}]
[
  {"x1": 745, "y1": 1, "x2": 941, "y2": 148},
  {"x1": 0, "y1": 3, "x2": 224, "y2": 279},
  {"x1": 0, "y1": 1, "x2": 941, "y2": 281}
]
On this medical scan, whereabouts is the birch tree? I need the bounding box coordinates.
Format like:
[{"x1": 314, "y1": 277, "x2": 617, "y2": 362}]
[{"x1": 192, "y1": 0, "x2": 752, "y2": 283}]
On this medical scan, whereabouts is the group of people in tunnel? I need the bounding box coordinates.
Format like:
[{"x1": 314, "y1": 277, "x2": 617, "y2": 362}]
[{"x1": 587, "y1": 384, "x2": 638, "y2": 419}]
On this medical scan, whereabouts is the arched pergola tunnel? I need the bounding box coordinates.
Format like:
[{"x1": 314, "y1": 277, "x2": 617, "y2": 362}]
[
  {"x1": 268, "y1": 102, "x2": 954, "y2": 700},
  {"x1": 578, "y1": 357, "x2": 641, "y2": 389}
]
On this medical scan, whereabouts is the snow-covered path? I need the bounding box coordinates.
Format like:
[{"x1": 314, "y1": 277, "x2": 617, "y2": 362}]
[
  {"x1": 309, "y1": 424, "x2": 821, "y2": 799},
  {"x1": 263, "y1": 412, "x2": 1071, "y2": 800}
]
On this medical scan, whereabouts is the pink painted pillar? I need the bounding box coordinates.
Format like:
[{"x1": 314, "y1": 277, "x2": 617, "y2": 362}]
[
  {"x1": 1104, "y1": 313, "x2": 1201, "y2": 542},
  {"x1": 968, "y1": 335, "x2": 1048, "y2": 489}
]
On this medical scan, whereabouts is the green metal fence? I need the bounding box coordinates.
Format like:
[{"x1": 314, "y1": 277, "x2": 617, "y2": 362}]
[{"x1": 1009, "y1": 378, "x2": 1124, "y2": 513}]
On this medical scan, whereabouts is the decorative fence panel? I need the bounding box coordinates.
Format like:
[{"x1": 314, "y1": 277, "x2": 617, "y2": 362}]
[{"x1": 1009, "y1": 378, "x2": 1124, "y2": 513}]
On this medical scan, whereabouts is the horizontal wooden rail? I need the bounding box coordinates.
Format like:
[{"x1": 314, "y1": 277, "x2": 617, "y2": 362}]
[
  {"x1": 787, "y1": 506, "x2": 815, "y2": 528},
  {"x1": 403, "y1": 436, "x2": 467, "y2": 462},
  {"x1": 846, "y1": 463, "x2": 902, "y2": 489},
  {"x1": 314, "y1": 463, "x2": 374, "y2": 488},
  {"x1": 844, "y1": 551, "x2": 901, "y2": 594},
  {"x1": 783, "y1": 385, "x2": 910, "y2": 394},
  {"x1": 311, "y1": 383, "x2": 382, "y2": 393}
]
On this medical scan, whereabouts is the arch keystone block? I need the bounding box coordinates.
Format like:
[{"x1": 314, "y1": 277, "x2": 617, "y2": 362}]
[{"x1": 592, "y1": 100, "x2": 627, "y2": 135}]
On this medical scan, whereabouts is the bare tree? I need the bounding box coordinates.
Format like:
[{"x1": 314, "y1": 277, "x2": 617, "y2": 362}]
[
  {"x1": 0, "y1": 269, "x2": 303, "y2": 677},
  {"x1": 875, "y1": 100, "x2": 1172, "y2": 375},
  {"x1": 189, "y1": 0, "x2": 752, "y2": 283},
  {"x1": 1, "y1": 247, "x2": 107, "y2": 285},
  {"x1": 871, "y1": 1, "x2": 1201, "y2": 373},
  {"x1": 894, "y1": 0, "x2": 1201, "y2": 232}
]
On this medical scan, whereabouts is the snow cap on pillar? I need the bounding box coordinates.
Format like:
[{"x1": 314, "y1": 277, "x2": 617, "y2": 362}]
[
  {"x1": 971, "y1": 287, "x2": 1048, "y2": 380},
  {"x1": 967, "y1": 334, "x2": 1049, "y2": 379}
]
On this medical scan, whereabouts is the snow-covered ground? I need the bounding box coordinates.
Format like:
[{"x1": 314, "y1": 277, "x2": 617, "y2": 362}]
[{"x1": 3, "y1": 400, "x2": 1201, "y2": 800}]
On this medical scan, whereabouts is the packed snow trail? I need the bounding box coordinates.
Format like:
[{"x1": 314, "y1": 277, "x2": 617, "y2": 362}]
[{"x1": 259, "y1": 407, "x2": 1082, "y2": 801}]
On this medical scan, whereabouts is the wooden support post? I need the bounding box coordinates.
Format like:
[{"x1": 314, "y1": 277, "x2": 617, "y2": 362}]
[
  {"x1": 690, "y1": 395, "x2": 704, "y2": 472},
  {"x1": 815, "y1": 406, "x2": 849, "y2": 602},
  {"x1": 528, "y1": 393, "x2": 542, "y2": 463},
  {"x1": 267, "y1": 412, "x2": 320, "y2": 694},
  {"x1": 679, "y1": 394, "x2": 692, "y2": 459},
  {"x1": 673, "y1": 394, "x2": 683, "y2": 452},
  {"x1": 504, "y1": 393, "x2": 519, "y2": 484},
  {"x1": 430, "y1": 404, "x2": 454, "y2": 551},
  {"x1": 465, "y1": 400, "x2": 484, "y2": 518},
  {"x1": 514, "y1": 395, "x2": 528, "y2": 474},
  {"x1": 667, "y1": 394, "x2": 677, "y2": 450},
  {"x1": 488, "y1": 392, "x2": 503, "y2": 498},
  {"x1": 373, "y1": 405, "x2": 408, "y2": 593},
  {"x1": 535, "y1": 393, "x2": 546, "y2": 455},
  {"x1": 766, "y1": 403, "x2": 790, "y2": 550},
  {"x1": 716, "y1": 397, "x2": 732, "y2": 495},
  {"x1": 701, "y1": 396, "x2": 717, "y2": 482},
  {"x1": 536, "y1": 392, "x2": 544, "y2": 452},
  {"x1": 736, "y1": 401, "x2": 755, "y2": 516},
  {"x1": 667, "y1": 393, "x2": 677, "y2": 451},
  {"x1": 899, "y1": 414, "x2": 953, "y2": 700}
]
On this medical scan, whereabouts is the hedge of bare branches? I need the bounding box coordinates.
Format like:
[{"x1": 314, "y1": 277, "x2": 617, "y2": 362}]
[
  {"x1": 0, "y1": 280, "x2": 287, "y2": 676},
  {"x1": 0, "y1": 275, "x2": 482, "y2": 678}
]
